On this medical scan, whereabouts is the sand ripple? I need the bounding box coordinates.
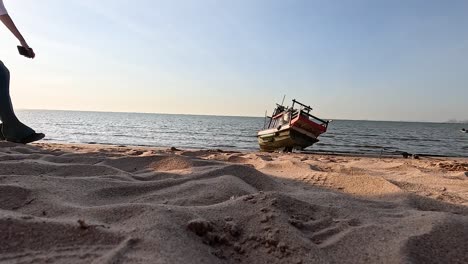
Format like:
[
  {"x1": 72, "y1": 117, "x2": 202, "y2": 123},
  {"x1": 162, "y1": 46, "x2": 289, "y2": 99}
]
[{"x1": 0, "y1": 142, "x2": 467, "y2": 263}]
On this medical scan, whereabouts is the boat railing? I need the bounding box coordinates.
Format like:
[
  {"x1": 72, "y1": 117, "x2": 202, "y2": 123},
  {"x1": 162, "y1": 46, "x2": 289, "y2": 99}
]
[
  {"x1": 305, "y1": 112, "x2": 329, "y2": 128},
  {"x1": 292, "y1": 99, "x2": 312, "y2": 113},
  {"x1": 291, "y1": 99, "x2": 328, "y2": 128}
]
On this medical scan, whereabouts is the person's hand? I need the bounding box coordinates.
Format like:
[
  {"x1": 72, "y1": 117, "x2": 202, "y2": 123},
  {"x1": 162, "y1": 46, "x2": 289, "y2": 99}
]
[{"x1": 20, "y1": 40, "x2": 35, "y2": 59}]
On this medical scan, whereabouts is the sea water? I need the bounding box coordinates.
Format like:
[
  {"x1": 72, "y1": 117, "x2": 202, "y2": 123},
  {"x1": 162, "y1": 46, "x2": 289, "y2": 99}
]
[{"x1": 16, "y1": 110, "x2": 468, "y2": 157}]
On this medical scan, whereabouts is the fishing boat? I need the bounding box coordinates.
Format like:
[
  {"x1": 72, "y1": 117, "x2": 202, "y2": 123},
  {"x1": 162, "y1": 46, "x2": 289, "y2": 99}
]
[{"x1": 257, "y1": 99, "x2": 329, "y2": 152}]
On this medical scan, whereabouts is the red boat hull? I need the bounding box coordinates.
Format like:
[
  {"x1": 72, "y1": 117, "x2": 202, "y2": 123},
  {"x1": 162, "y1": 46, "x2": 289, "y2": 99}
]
[{"x1": 290, "y1": 114, "x2": 327, "y2": 137}]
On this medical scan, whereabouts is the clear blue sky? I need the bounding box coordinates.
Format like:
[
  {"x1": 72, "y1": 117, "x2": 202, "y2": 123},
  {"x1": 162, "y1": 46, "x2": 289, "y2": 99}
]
[{"x1": 0, "y1": 0, "x2": 467, "y2": 121}]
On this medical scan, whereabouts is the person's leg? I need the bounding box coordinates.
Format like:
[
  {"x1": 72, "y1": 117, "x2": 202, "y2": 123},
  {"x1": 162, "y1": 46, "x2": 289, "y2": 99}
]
[
  {"x1": 0, "y1": 60, "x2": 38, "y2": 141},
  {"x1": 0, "y1": 124, "x2": 4, "y2": 140}
]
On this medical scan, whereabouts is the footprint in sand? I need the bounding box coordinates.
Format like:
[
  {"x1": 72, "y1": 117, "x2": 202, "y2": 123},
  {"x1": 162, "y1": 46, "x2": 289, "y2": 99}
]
[
  {"x1": 271, "y1": 194, "x2": 361, "y2": 248},
  {"x1": 289, "y1": 216, "x2": 361, "y2": 247}
]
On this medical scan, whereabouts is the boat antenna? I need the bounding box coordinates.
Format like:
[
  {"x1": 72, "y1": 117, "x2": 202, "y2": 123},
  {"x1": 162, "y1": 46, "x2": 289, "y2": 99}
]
[
  {"x1": 263, "y1": 110, "x2": 268, "y2": 129},
  {"x1": 281, "y1": 95, "x2": 286, "y2": 106}
]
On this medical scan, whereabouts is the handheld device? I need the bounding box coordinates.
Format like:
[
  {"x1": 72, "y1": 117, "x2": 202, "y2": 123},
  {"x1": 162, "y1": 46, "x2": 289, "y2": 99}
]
[{"x1": 17, "y1": 46, "x2": 34, "y2": 58}]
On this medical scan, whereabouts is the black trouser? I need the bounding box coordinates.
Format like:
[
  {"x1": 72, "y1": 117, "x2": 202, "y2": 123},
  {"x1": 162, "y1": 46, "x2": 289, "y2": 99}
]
[
  {"x1": 0, "y1": 60, "x2": 18, "y2": 123},
  {"x1": 0, "y1": 60, "x2": 34, "y2": 139}
]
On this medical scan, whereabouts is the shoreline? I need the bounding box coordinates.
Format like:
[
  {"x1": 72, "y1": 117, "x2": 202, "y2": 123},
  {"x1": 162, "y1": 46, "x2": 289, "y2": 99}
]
[
  {"x1": 37, "y1": 141, "x2": 468, "y2": 159},
  {"x1": 1, "y1": 141, "x2": 467, "y2": 263}
]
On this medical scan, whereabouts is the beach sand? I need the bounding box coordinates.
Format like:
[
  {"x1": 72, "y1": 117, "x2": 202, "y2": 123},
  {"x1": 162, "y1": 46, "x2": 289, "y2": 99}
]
[{"x1": 1, "y1": 142, "x2": 467, "y2": 263}]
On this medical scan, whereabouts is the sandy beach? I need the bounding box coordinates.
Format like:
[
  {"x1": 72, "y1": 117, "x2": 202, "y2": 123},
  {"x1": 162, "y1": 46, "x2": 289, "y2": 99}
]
[{"x1": 0, "y1": 142, "x2": 467, "y2": 263}]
